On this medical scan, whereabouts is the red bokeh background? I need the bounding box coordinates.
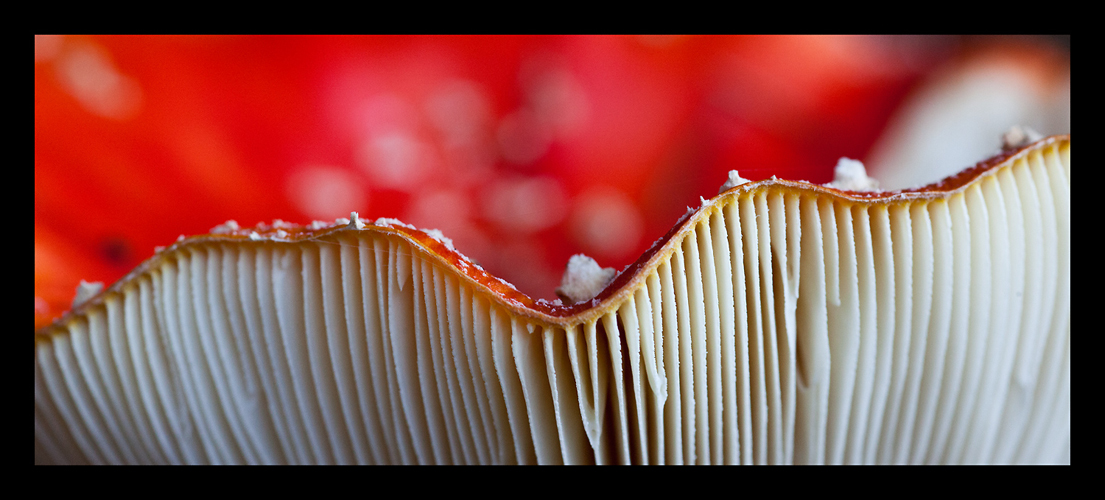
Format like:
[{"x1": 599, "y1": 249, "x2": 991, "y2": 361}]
[{"x1": 34, "y1": 35, "x2": 1068, "y2": 330}]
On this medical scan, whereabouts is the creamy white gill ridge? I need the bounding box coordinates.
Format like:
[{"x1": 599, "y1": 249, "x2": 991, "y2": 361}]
[{"x1": 35, "y1": 136, "x2": 1070, "y2": 465}]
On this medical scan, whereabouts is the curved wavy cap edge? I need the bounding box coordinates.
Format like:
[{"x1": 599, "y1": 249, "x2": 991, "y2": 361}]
[{"x1": 37, "y1": 134, "x2": 1069, "y2": 336}]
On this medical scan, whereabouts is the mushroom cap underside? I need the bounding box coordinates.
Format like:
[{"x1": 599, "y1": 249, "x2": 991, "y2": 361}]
[{"x1": 35, "y1": 136, "x2": 1070, "y2": 464}]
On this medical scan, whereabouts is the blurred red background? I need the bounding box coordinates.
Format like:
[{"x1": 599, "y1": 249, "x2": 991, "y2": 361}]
[{"x1": 34, "y1": 35, "x2": 1070, "y2": 329}]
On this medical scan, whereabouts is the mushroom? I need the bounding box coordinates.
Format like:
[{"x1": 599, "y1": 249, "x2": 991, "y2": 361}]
[{"x1": 34, "y1": 135, "x2": 1070, "y2": 464}]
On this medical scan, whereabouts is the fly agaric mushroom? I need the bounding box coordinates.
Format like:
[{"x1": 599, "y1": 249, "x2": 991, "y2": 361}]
[{"x1": 34, "y1": 135, "x2": 1070, "y2": 465}]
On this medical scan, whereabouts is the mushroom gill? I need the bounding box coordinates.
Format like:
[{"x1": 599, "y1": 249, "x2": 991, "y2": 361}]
[{"x1": 34, "y1": 136, "x2": 1070, "y2": 465}]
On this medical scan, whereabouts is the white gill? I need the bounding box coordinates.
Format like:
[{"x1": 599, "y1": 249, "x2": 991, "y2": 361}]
[{"x1": 35, "y1": 141, "x2": 1070, "y2": 464}]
